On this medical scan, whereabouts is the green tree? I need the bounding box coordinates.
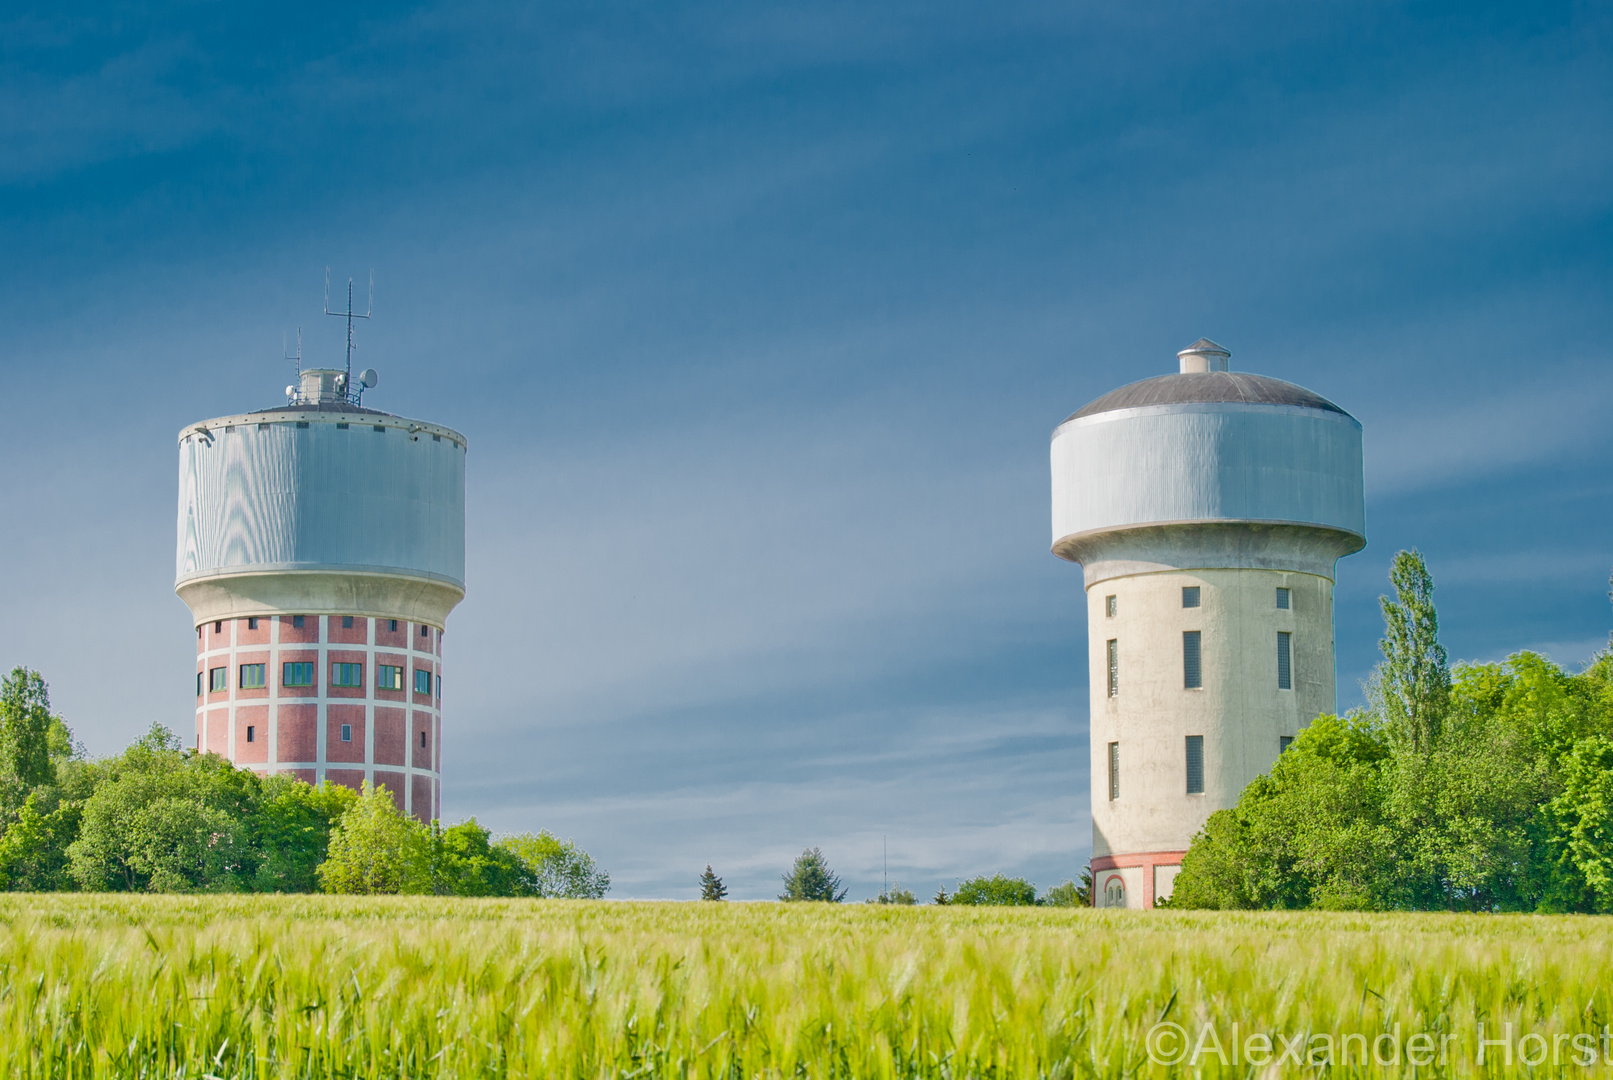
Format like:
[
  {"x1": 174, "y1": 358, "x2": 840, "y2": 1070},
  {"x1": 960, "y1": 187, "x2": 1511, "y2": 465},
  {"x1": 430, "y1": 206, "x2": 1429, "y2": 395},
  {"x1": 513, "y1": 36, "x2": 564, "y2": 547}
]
[
  {"x1": 66, "y1": 726, "x2": 259, "y2": 892},
  {"x1": 1041, "y1": 866, "x2": 1092, "y2": 907},
  {"x1": 316, "y1": 782, "x2": 431, "y2": 895},
  {"x1": 868, "y1": 884, "x2": 916, "y2": 904},
  {"x1": 931, "y1": 887, "x2": 949, "y2": 905},
  {"x1": 496, "y1": 832, "x2": 610, "y2": 898},
  {"x1": 779, "y1": 847, "x2": 846, "y2": 902},
  {"x1": 1372, "y1": 550, "x2": 1451, "y2": 752},
  {"x1": 952, "y1": 874, "x2": 1038, "y2": 906},
  {"x1": 433, "y1": 819, "x2": 529, "y2": 896},
  {"x1": 699, "y1": 864, "x2": 727, "y2": 900},
  {"x1": 247, "y1": 778, "x2": 359, "y2": 892},
  {"x1": 0, "y1": 668, "x2": 63, "y2": 792}
]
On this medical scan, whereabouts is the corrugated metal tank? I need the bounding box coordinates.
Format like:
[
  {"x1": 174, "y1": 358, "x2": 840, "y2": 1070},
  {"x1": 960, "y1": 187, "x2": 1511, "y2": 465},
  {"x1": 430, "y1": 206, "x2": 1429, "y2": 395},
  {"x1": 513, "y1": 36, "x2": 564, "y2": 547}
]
[{"x1": 177, "y1": 413, "x2": 466, "y2": 591}]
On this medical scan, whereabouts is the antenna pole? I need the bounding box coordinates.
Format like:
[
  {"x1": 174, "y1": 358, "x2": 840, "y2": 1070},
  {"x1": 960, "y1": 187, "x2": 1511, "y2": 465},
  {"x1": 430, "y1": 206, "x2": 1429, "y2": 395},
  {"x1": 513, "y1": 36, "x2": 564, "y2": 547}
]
[
  {"x1": 884, "y1": 835, "x2": 888, "y2": 898},
  {"x1": 325, "y1": 268, "x2": 373, "y2": 404}
]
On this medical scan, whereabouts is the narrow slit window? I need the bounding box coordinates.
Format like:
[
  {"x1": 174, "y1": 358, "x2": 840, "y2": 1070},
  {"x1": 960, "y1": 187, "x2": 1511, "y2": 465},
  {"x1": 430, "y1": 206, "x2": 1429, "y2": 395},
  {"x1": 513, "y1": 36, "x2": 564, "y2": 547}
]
[
  {"x1": 1280, "y1": 735, "x2": 1294, "y2": 754},
  {"x1": 1181, "y1": 586, "x2": 1200, "y2": 608},
  {"x1": 420, "y1": 731, "x2": 427, "y2": 749},
  {"x1": 1106, "y1": 639, "x2": 1119, "y2": 697},
  {"x1": 196, "y1": 671, "x2": 203, "y2": 697},
  {"x1": 214, "y1": 621, "x2": 222, "y2": 634},
  {"x1": 340, "y1": 724, "x2": 352, "y2": 743},
  {"x1": 1107, "y1": 742, "x2": 1120, "y2": 801},
  {"x1": 246, "y1": 725, "x2": 255, "y2": 743},
  {"x1": 1104, "y1": 594, "x2": 1117, "y2": 618},
  {"x1": 1277, "y1": 632, "x2": 1292, "y2": 690},
  {"x1": 1183, "y1": 631, "x2": 1202, "y2": 689},
  {"x1": 1186, "y1": 735, "x2": 1204, "y2": 794},
  {"x1": 1276, "y1": 587, "x2": 1290, "y2": 610},
  {"x1": 420, "y1": 624, "x2": 429, "y2": 637},
  {"x1": 247, "y1": 617, "x2": 258, "y2": 630},
  {"x1": 389, "y1": 619, "x2": 398, "y2": 632}
]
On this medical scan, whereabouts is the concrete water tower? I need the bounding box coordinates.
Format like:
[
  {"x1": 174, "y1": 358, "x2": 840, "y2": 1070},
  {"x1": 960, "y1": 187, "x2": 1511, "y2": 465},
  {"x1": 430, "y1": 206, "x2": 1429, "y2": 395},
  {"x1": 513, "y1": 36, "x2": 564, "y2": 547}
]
[
  {"x1": 1050, "y1": 339, "x2": 1365, "y2": 908},
  {"x1": 176, "y1": 297, "x2": 466, "y2": 822}
]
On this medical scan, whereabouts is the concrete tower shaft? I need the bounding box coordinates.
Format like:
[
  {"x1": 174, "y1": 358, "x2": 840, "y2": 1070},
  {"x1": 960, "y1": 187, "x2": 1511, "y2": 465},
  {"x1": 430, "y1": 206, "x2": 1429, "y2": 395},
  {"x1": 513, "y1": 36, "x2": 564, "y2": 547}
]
[
  {"x1": 176, "y1": 393, "x2": 467, "y2": 823},
  {"x1": 1050, "y1": 339, "x2": 1365, "y2": 909}
]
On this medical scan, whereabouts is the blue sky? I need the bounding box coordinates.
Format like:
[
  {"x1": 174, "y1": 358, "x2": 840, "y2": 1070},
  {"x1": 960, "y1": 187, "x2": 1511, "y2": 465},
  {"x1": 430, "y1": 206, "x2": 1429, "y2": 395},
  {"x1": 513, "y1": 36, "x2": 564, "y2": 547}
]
[{"x1": 0, "y1": 0, "x2": 1609, "y2": 899}]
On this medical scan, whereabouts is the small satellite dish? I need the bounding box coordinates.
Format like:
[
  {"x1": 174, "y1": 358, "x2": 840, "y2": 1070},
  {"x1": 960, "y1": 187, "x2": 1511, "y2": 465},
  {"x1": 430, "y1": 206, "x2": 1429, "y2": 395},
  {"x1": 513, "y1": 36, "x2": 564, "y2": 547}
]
[
  {"x1": 360, "y1": 368, "x2": 379, "y2": 389},
  {"x1": 285, "y1": 385, "x2": 297, "y2": 398}
]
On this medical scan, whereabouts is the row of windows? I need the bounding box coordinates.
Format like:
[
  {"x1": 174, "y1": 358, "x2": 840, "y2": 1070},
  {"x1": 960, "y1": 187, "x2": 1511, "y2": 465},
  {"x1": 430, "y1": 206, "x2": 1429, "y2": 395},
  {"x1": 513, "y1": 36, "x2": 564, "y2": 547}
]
[
  {"x1": 1102, "y1": 631, "x2": 1293, "y2": 695},
  {"x1": 1106, "y1": 735, "x2": 1295, "y2": 799},
  {"x1": 199, "y1": 663, "x2": 440, "y2": 696},
  {"x1": 1103, "y1": 586, "x2": 1292, "y2": 616},
  {"x1": 201, "y1": 617, "x2": 433, "y2": 637},
  {"x1": 236, "y1": 723, "x2": 430, "y2": 748}
]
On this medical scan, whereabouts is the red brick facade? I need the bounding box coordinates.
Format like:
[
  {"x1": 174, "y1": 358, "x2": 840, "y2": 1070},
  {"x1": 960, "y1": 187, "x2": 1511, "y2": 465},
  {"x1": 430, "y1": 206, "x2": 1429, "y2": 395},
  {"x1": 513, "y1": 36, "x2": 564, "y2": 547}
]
[{"x1": 194, "y1": 615, "x2": 443, "y2": 822}]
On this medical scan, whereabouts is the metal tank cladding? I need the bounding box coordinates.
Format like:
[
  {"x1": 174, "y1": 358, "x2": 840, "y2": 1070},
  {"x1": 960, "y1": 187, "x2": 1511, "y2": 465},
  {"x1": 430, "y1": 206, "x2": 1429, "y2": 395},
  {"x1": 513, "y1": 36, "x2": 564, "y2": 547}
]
[
  {"x1": 1050, "y1": 340, "x2": 1365, "y2": 577},
  {"x1": 1050, "y1": 339, "x2": 1366, "y2": 910},
  {"x1": 176, "y1": 381, "x2": 466, "y2": 626}
]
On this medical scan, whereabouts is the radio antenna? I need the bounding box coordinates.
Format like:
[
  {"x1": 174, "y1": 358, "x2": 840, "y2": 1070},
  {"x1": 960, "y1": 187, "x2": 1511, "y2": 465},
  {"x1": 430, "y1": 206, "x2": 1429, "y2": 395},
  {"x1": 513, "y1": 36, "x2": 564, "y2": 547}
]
[
  {"x1": 324, "y1": 267, "x2": 373, "y2": 396},
  {"x1": 283, "y1": 328, "x2": 303, "y2": 374}
]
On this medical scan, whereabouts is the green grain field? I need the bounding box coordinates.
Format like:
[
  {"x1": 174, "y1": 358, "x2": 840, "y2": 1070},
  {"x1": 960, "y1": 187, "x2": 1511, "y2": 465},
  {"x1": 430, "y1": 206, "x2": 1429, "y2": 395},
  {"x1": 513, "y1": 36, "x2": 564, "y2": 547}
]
[{"x1": 1, "y1": 895, "x2": 1610, "y2": 1078}]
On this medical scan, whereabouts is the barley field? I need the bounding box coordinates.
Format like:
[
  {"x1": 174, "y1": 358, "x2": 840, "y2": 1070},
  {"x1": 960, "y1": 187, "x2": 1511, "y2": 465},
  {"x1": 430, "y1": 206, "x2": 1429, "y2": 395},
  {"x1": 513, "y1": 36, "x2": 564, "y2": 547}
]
[{"x1": 0, "y1": 895, "x2": 1609, "y2": 1078}]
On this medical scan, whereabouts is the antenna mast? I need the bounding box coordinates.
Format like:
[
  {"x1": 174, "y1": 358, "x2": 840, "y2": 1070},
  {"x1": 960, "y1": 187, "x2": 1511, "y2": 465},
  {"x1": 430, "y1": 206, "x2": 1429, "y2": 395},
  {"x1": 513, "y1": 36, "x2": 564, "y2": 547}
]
[{"x1": 325, "y1": 268, "x2": 373, "y2": 401}]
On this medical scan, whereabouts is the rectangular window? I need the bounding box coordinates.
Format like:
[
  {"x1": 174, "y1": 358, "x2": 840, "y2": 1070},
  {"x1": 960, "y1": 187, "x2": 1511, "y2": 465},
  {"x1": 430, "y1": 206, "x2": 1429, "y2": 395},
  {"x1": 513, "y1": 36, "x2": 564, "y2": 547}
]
[
  {"x1": 208, "y1": 667, "x2": 227, "y2": 693},
  {"x1": 331, "y1": 662, "x2": 364, "y2": 688},
  {"x1": 1276, "y1": 587, "x2": 1290, "y2": 610},
  {"x1": 373, "y1": 424, "x2": 386, "y2": 433},
  {"x1": 1106, "y1": 639, "x2": 1119, "y2": 697},
  {"x1": 292, "y1": 615, "x2": 304, "y2": 629},
  {"x1": 1107, "y1": 742, "x2": 1119, "y2": 800},
  {"x1": 1277, "y1": 632, "x2": 1292, "y2": 690},
  {"x1": 436, "y1": 675, "x2": 442, "y2": 698},
  {"x1": 420, "y1": 731, "x2": 427, "y2": 749},
  {"x1": 196, "y1": 671, "x2": 203, "y2": 697},
  {"x1": 1105, "y1": 594, "x2": 1116, "y2": 618},
  {"x1": 214, "y1": 621, "x2": 223, "y2": 633},
  {"x1": 420, "y1": 624, "x2": 429, "y2": 637},
  {"x1": 336, "y1": 422, "x2": 349, "y2": 430},
  {"x1": 246, "y1": 725, "x2": 255, "y2": 743},
  {"x1": 1280, "y1": 735, "x2": 1294, "y2": 754},
  {"x1": 283, "y1": 662, "x2": 314, "y2": 687},
  {"x1": 389, "y1": 619, "x2": 398, "y2": 632},
  {"x1": 340, "y1": 724, "x2": 352, "y2": 743},
  {"x1": 377, "y1": 665, "x2": 404, "y2": 691},
  {"x1": 247, "y1": 617, "x2": 258, "y2": 630},
  {"x1": 1183, "y1": 631, "x2": 1202, "y2": 689},
  {"x1": 239, "y1": 663, "x2": 266, "y2": 689},
  {"x1": 342, "y1": 615, "x2": 354, "y2": 629},
  {"x1": 1181, "y1": 586, "x2": 1200, "y2": 608},
  {"x1": 415, "y1": 669, "x2": 432, "y2": 694},
  {"x1": 1186, "y1": 735, "x2": 1204, "y2": 794}
]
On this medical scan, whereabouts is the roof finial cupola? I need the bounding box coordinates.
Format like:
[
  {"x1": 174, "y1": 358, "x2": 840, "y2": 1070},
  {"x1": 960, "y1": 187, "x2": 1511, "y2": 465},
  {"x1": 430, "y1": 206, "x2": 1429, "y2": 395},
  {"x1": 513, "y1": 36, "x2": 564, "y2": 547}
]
[{"x1": 1177, "y1": 338, "x2": 1231, "y2": 373}]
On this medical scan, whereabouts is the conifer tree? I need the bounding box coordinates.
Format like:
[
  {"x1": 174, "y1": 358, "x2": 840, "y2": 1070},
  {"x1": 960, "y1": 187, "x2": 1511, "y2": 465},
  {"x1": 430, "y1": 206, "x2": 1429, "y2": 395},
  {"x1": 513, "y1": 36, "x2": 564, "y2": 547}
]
[
  {"x1": 779, "y1": 847, "x2": 846, "y2": 902},
  {"x1": 1373, "y1": 549, "x2": 1450, "y2": 752},
  {"x1": 699, "y1": 864, "x2": 727, "y2": 900}
]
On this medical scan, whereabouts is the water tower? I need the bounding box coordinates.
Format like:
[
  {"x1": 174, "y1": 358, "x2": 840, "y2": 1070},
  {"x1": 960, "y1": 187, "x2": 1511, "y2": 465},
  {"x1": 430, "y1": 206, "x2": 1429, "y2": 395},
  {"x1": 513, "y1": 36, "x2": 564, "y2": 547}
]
[
  {"x1": 176, "y1": 289, "x2": 466, "y2": 822},
  {"x1": 1050, "y1": 339, "x2": 1365, "y2": 907}
]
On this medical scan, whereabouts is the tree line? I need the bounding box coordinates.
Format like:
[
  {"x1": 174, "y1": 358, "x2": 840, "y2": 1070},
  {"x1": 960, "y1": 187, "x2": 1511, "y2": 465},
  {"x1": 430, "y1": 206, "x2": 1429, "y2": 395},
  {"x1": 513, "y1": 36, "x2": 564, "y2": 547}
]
[
  {"x1": 694, "y1": 846, "x2": 1091, "y2": 905},
  {"x1": 0, "y1": 674, "x2": 607, "y2": 898},
  {"x1": 1169, "y1": 552, "x2": 1613, "y2": 912}
]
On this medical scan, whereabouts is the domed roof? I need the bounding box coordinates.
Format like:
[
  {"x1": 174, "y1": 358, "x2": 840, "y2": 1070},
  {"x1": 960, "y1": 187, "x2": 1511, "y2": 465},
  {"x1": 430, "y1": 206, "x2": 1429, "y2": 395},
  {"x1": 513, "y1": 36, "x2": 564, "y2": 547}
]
[{"x1": 1063, "y1": 371, "x2": 1350, "y2": 424}]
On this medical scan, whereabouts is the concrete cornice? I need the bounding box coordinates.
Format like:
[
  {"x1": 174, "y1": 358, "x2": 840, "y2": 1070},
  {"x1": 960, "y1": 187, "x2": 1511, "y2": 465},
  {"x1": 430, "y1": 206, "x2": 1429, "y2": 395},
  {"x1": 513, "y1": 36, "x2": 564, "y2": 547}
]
[
  {"x1": 1054, "y1": 520, "x2": 1366, "y2": 587},
  {"x1": 176, "y1": 569, "x2": 465, "y2": 627}
]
